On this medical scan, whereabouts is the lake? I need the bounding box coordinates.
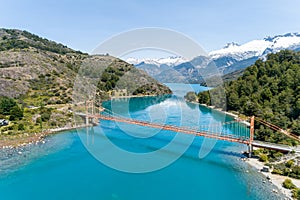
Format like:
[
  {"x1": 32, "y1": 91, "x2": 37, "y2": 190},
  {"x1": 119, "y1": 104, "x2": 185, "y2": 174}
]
[{"x1": 0, "y1": 83, "x2": 284, "y2": 199}]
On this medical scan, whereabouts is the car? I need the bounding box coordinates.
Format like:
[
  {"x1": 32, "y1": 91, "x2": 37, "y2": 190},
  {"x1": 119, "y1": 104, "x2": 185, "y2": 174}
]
[{"x1": 0, "y1": 119, "x2": 9, "y2": 126}]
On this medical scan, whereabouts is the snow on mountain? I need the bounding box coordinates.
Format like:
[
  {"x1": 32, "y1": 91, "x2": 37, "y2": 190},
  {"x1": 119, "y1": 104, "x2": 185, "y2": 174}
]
[
  {"x1": 126, "y1": 56, "x2": 188, "y2": 67},
  {"x1": 125, "y1": 33, "x2": 300, "y2": 83},
  {"x1": 209, "y1": 32, "x2": 300, "y2": 61},
  {"x1": 128, "y1": 33, "x2": 300, "y2": 66},
  {"x1": 209, "y1": 40, "x2": 272, "y2": 60},
  {"x1": 269, "y1": 33, "x2": 300, "y2": 49}
]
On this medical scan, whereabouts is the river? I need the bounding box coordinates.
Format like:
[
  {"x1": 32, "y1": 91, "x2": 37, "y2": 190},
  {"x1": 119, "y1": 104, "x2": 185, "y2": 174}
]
[{"x1": 0, "y1": 83, "x2": 284, "y2": 199}]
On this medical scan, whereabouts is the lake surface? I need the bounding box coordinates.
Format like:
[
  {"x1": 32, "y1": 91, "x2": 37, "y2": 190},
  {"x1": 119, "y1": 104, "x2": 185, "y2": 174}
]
[{"x1": 0, "y1": 83, "x2": 284, "y2": 199}]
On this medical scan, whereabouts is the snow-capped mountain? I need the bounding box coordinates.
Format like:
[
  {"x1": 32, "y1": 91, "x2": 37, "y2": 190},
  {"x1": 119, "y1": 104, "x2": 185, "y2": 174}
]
[
  {"x1": 126, "y1": 56, "x2": 187, "y2": 67},
  {"x1": 126, "y1": 33, "x2": 300, "y2": 83},
  {"x1": 209, "y1": 32, "x2": 300, "y2": 61},
  {"x1": 209, "y1": 32, "x2": 300, "y2": 74}
]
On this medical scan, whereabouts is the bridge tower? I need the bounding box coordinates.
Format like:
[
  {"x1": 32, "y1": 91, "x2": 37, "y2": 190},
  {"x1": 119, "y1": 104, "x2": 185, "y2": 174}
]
[
  {"x1": 85, "y1": 100, "x2": 94, "y2": 125},
  {"x1": 248, "y1": 116, "x2": 255, "y2": 157}
]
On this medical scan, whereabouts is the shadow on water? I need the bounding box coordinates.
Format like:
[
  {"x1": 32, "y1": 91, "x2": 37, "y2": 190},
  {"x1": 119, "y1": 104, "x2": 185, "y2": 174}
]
[{"x1": 185, "y1": 101, "x2": 197, "y2": 110}]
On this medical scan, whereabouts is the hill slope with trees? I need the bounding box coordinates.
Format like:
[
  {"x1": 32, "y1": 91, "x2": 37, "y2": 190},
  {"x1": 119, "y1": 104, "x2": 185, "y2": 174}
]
[{"x1": 198, "y1": 50, "x2": 300, "y2": 144}]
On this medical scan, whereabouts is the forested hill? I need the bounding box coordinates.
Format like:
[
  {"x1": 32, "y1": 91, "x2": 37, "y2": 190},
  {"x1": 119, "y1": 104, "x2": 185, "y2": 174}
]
[{"x1": 198, "y1": 50, "x2": 300, "y2": 143}]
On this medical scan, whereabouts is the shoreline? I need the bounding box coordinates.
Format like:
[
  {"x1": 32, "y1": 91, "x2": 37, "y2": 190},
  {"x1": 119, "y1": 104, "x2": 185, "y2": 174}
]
[
  {"x1": 2, "y1": 93, "x2": 298, "y2": 199},
  {"x1": 186, "y1": 99, "x2": 240, "y2": 119},
  {"x1": 245, "y1": 157, "x2": 300, "y2": 200},
  {"x1": 110, "y1": 94, "x2": 157, "y2": 99},
  {"x1": 110, "y1": 93, "x2": 172, "y2": 99},
  {"x1": 0, "y1": 93, "x2": 172, "y2": 149},
  {"x1": 0, "y1": 124, "x2": 89, "y2": 149},
  {"x1": 186, "y1": 99, "x2": 298, "y2": 199}
]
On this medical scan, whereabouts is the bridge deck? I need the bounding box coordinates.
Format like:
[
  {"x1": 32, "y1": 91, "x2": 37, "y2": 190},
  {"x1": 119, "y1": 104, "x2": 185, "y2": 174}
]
[
  {"x1": 85, "y1": 113, "x2": 250, "y2": 145},
  {"x1": 77, "y1": 112, "x2": 298, "y2": 152},
  {"x1": 252, "y1": 141, "x2": 299, "y2": 153}
]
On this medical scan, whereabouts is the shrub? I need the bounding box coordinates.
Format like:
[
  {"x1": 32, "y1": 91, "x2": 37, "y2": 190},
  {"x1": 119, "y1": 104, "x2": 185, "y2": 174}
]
[
  {"x1": 292, "y1": 188, "x2": 300, "y2": 199},
  {"x1": 259, "y1": 154, "x2": 268, "y2": 162},
  {"x1": 41, "y1": 112, "x2": 51, "y2": 122},
  {"x1": 18, "y1": 123, "x2": 25, "y2": 131},
  {"x1": 282, "y1": 179, "x2": 296, "y2": 189},
  {"x1": 272, "y1": 169, "x2": 283, "y2": 175},
  {"x1": 286, "y1": 160, "x2": 295, "y2": 168}
]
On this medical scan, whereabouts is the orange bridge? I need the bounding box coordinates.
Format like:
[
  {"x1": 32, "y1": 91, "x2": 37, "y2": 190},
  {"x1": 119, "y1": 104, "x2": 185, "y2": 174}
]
[{"x1": 75, "y1": 100, "x2": 300, "y2": 157}]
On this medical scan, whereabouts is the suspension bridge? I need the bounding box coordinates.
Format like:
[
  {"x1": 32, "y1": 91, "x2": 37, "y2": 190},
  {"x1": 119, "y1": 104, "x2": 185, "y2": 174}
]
[{"x1": 75, "y1": 100, "x2": 300, "y2": 157}]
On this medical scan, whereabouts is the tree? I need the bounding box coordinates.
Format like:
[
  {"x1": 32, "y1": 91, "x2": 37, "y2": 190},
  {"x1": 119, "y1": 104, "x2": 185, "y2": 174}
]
[
  {"x1": 198, "y1": 91, "x2": 210, "y2": 105},
  {"x1": 9, "y1": 106, "x2": 23, "y2": 121},
  {"x1": 184, "y1": 92, "x2": 198, "y2": 102},
  {"x1": 292, "y1": 118, "x2": 300, "y2": 135},
  {"x1": 227, "y1": 91, "x2": 239, "y2": 110},
  {"x1": 196, "y1": 50, "x2": 300, "y2": 144},
  {"x1": 0, "y1": 96, "x2": 17, "y2": 115}
]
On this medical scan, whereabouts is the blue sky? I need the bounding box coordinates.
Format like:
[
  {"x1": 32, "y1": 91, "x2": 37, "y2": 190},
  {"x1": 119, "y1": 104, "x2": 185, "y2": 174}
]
[{"x1": 1, "y1": 0, "x2": 300, "y2": 54}]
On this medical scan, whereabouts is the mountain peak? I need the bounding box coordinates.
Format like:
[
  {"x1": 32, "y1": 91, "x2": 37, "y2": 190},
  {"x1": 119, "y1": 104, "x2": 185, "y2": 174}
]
[
  {"x1": 264, "y1": 32, "x2": 300, "y2": 42},
  {"x1": 126, "y1": 56, "x2": 187, "y2": 66},
  {"x1": 224, "y1": 42, "x2": 240, "y2": 49}
]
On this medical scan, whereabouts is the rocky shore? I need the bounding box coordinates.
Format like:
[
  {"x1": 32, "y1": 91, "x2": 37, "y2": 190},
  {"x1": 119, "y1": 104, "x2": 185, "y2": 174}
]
[
  {"x1": 245, "y1": 157, "x2": 300, "y2": 200},
  {"x1": 0, "y1": 124, "x2": 88, "y2": 149}
]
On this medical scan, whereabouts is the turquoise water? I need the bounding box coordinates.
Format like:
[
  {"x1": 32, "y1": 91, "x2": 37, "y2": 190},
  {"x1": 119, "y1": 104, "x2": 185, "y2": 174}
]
[{"x1": 0, "y1": 84, "x2": 284, "y2": 200}]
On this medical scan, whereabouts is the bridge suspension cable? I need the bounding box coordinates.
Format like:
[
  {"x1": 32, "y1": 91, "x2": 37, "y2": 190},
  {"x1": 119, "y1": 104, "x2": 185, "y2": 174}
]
[{"x1": 255, "y1": 117, "x2": 300, "y2": 142}]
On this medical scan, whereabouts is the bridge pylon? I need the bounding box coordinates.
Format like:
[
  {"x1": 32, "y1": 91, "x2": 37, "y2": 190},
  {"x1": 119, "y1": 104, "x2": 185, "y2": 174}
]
[
  {"x1": 85, "y1": 100, "x2": 98, "y2": 125},
  {"x1": 248, "y1": 116, "x2": 255, "y2": 158}
]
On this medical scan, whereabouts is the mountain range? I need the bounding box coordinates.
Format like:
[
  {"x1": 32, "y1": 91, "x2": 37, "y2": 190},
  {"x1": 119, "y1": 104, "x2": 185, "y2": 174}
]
[{"x1": 127, "y1": 33, "x2": 300, "y2": 83}]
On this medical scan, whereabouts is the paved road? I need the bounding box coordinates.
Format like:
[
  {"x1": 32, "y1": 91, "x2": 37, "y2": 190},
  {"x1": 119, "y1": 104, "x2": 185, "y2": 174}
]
[{"x1": 252, "y1": 140, "x2": 300, "y2": 153}]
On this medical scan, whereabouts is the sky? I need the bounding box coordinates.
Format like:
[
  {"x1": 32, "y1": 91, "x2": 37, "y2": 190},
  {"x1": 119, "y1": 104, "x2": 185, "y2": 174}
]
[{"x1": 1, "y1": 0, "x2": 300, "y2": 55}]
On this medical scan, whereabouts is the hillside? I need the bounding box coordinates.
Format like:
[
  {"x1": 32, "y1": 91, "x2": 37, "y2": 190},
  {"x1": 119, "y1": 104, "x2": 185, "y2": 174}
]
[
  {"x1": 198, "y1": 50, "x2": 300, "y2": 145},
  {"x1": 0, "y1": 29, "x2": 171, "y2": 145}
]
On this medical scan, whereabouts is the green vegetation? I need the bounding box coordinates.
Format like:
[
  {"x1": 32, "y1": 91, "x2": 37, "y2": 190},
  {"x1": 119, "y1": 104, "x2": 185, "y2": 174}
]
[
  {"x1": 184, "y1": 92, "x2": 198, "y2": 102},
  {"x1": 281, "y1": 179, "x2": 300, "y2": 200},
  {"x1": 94, "y1": 59, "x2": 172, "y2": 101},
  {"x1": 0, "y1": 29, "x2": 85, "y2": 55},
  {"x1": 271, "y1": 159, "x2": 300, "y2": 179},
  {"x1": 198, "y1": 50, "x2": 300, "y2": 145},
  {"x1": 0, "y1": 29, "x2": 172, "y2": 145},
  {"x1": 259, "y1": 154, "x2": 268, "y2": 162},
  {"x1": 292, "y1": 188, "x2": 300, "y2": 199},
  {"x1": 253, "y1": 148, "x2": 283, "y2": 163},
  {"x1": 283, "y1": 178, "x2": 296, "y2": 189},
  {"x1": 221, "y1": 69, "x2": 245, "y2": 82},
  {"x1": 0, "y1": 96, "x2": 23, "y2": 121},
  {"x1": 286, "y1": 159, "x2": 295, "y2": 168}
]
